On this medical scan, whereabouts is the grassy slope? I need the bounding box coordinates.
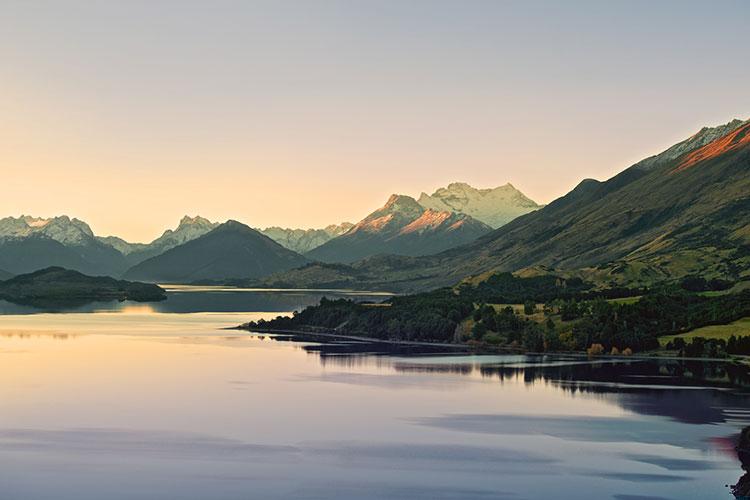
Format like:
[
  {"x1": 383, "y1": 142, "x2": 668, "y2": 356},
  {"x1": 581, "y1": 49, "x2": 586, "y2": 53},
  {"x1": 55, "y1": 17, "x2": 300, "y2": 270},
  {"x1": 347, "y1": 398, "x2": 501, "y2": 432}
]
[{"x1": 660, "y1": 317, "x2": 750, "y2": 346}]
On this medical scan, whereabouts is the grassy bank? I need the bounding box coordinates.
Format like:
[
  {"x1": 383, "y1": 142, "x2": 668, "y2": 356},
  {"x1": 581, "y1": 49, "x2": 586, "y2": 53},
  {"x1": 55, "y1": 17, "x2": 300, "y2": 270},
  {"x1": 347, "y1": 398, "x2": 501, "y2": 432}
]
[{"x1": 660, "y1": 317, "x2": 750, "y2": 346}]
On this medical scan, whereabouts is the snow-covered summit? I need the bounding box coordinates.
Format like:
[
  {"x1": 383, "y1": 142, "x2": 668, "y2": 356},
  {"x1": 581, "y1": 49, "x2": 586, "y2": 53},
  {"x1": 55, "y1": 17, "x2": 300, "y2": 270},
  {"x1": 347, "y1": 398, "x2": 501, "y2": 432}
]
[
  {"x1": 417, "y1": 182, "x2": 542, "y2": 228},
  {"x1": 0, "y1": 215, "x2": 95, "y2": 246}
]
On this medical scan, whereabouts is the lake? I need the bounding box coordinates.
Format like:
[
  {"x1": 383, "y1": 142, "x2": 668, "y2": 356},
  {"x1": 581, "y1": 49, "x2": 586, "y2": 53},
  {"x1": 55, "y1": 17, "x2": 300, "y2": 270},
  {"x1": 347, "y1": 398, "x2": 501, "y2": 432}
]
[{"x1": 0, "y1": 287, "x2": 748, "y2": 499}]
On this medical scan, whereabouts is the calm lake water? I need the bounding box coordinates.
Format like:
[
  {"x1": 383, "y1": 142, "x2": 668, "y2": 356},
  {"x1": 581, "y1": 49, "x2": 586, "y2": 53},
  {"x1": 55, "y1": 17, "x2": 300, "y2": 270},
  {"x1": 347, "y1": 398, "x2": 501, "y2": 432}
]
[{"x1": 0, "y1": 287, "x2": 749, "y2": 499}]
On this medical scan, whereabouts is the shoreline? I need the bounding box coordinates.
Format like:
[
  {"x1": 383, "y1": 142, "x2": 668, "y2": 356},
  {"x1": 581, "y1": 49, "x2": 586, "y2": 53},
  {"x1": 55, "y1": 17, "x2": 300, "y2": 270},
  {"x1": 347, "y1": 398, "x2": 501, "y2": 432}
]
[
  {"x1": 231, "y1": 325, "x2": 475, "y2": 350},
  {"x1": 232, "y1": 325, "x2": 750, "y2": 363}
]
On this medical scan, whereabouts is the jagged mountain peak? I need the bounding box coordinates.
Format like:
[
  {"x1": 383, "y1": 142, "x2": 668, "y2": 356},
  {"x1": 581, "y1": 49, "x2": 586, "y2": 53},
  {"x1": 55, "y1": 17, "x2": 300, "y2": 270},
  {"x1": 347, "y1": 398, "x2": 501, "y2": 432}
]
[
  {"x1": 437, "y1": 181, "x2": 516, "y2": 195},
  {"x1": 259, "y1": 222, "x2": 354, "y2": 254},
  {"x1": 152, "y1": 216, "x2": 219, "y2": 246},
  {"x1": 306, "y1": 192, "x2": 492, "y2": 263},
  {"x1": 418, "y1": 182, "x2": 542, "y2": 229},
  {"x1": 0, "y1": 215, "x2": 95, "y2": 245},
  {"x1": 178, "y1": 215, "x2": 215, "y2": 228},
  {"x1": 356, "y1": 195, "x2": 425, "y2": 232},
  {"x1": 382, "y1": 194, "x2": 423, "y2": 211}
]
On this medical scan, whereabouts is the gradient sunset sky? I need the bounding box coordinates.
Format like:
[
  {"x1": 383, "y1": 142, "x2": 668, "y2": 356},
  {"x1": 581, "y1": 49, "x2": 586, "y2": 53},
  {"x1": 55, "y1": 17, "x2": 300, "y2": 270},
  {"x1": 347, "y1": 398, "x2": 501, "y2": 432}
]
[{"x1": 2, "y1": 0, "x2": 749, "y2": 242}]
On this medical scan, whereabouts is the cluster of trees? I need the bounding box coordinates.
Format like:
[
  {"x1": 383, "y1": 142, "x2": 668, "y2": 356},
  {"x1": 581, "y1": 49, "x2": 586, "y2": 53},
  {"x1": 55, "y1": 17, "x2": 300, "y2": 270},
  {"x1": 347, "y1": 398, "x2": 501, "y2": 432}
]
[
  {"x1": 248, "y1": 289, "x2": 474, "y2": 343},
  {"x1": 664, "y1": 337, "x2": 729, "y2": 358},
  {"x1": 669, "y1": 335, "x2": 750, "y2": 358},
  {"x1": 680, "y1": 275, "x2": 733, "y2": 292},
  {"x1": 728, "y1": 335, "x2": 750, "y2": 355},
  {"x1": 459, "y1": 273, "x2": 593, "y2": 304},
  {"x1": 467, "y1": 288, "x2": 750, "y2": 354},
  {"x1": 469, "y1": 304, "x2": 546, "y2": 351},
  {"x1": 246, "y1": 271, "x2": 750, "y2": 353},
  {"x1": 564, "y1": 290, "x2": 750, "y2": 352},
  {"x1": 460, "y1": 272, "x2": 646, "y2": 304}
]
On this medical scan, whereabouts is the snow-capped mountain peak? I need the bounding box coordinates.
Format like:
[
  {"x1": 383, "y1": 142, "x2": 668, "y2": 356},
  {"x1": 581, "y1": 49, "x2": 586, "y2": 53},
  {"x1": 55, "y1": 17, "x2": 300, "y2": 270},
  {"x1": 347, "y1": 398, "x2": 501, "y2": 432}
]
[
  {"x1": 150, "y1": 215, "x2": 219, "y2": 250},
  {"x1": 417, "y1": 182, "x2": 542, "y2": 229},
  {"x1": 0, "y1": 215, "x2": 95, "y2": 246}
]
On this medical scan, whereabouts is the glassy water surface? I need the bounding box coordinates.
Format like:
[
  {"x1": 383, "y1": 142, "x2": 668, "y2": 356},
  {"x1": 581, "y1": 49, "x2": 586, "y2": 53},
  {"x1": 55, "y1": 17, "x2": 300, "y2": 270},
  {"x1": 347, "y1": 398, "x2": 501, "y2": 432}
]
[{"x1": 0, "y1": 287, "x2": 748, "y2": 499}]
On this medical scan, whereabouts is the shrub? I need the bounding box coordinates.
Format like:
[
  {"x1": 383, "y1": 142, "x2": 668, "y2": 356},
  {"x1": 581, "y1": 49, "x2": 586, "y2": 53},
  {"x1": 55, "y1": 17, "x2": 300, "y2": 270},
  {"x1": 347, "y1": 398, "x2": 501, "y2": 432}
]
[{"x1": 587, "y1": 343, "x2": 605, "y2": 356}]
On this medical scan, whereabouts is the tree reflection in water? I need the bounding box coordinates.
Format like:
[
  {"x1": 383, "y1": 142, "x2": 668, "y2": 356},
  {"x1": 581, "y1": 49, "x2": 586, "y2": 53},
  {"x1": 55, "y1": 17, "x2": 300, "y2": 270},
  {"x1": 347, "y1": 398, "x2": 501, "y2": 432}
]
[{"x1": 733, "y1": 427, "x2": 750, "y2": 499}]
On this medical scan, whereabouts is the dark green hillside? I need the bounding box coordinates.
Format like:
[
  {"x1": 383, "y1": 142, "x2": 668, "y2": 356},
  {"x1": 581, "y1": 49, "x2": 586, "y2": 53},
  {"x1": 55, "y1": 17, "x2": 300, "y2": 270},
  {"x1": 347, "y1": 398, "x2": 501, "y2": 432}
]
[
  {"x1": 124, "y1": 221, "x2": 310, "y2": 283},
  {"x1": 0, "y1": 267, "x2": 165, "y2": 303},
  {"x1": 0, "y1": 236, "x2": 92, "y2": 276}
]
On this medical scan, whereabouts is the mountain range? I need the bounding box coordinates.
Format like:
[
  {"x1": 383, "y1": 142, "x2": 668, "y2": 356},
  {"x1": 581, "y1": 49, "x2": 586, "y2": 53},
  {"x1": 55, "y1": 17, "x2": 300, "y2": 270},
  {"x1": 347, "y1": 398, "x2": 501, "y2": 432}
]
[
  {"x1": 97, "y1": 215, "x2": 220, "y2": 265},
  {"x1": 123, "y1": 221, "x2": 310, "y2": 283},
  {"x1": 264, "y1": 117, "x2": 750, "y2": 291},
  {"x1": 0, "y1": 179, "x2": 535, "y2": 280},
  {"x1": 259, "y1": 223, "x2": 353, "y2": 254},
  {"x1": 0, "y1": 216, "x2": 128, "y2": 276},
  {"x1": 307, "y1": 194, "x2": 493, "y2": 263},
  {"x1": 2, "y1": 117, "x2": 747, "y2": 290}
]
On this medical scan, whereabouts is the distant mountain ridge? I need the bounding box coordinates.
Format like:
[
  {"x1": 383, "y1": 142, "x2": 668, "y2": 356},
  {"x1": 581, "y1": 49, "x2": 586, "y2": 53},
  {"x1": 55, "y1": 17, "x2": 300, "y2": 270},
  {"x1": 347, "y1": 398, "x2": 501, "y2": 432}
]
[
  {"x1": 270, "y1": 117, "x2": 750, "y2": 291},
  {"x1": 306, "y1": 194, "x2": 492, "y2": 263},
  {"x1": 417, "y1": 182, "x2": 542, "y2": 228},
  {"x1": 409, "y1": 118, "x2": 750, "y2": 288},
  {"x1": 0, "y1": 215, "x2": 96, "y2": 245},
  {"x1": 123, "y1": 220, "x2": 310, "y2": 282},
  {"x1": 98, "y1": 215, "x2": 219, "y2": 265},
  {"x1": 259, "y1": 223, "x2": 353, "y2": 254},
  {"x1": 0, "y1": 215, "x2": 128, "y2": 276},
  {"x1": 6, "y1": 118, "x2": 745, "y2": 288}
]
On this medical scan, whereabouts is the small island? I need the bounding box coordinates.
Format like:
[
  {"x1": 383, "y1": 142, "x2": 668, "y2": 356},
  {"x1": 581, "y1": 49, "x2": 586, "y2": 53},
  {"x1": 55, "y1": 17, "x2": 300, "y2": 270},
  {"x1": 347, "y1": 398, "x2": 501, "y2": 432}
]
[{"x1": 0, "y1": 267, "x2": 166, "y2": 304}]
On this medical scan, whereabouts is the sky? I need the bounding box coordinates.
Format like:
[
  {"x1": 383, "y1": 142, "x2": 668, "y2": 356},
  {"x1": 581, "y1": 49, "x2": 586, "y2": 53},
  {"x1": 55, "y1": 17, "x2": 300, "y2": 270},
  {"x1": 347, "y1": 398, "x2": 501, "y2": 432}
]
[{"x1": 1, "y1": 0, "x2": 749, "y2": 242}]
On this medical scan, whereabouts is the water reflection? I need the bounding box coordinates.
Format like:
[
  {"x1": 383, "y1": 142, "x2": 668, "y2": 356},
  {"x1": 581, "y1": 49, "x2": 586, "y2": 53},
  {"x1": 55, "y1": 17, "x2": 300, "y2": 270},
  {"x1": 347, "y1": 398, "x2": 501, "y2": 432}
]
[
  {"x1": 3, "y1": 309, "x2": 750, "y2": 499},
  {"x1": 0, "y1": 286, "x2": 389, "y2": 315}
]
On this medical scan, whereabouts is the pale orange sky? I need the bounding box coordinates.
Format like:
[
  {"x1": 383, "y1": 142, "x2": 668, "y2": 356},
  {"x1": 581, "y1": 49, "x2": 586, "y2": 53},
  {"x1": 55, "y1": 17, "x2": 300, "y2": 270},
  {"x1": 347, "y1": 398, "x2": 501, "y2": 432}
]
[{"x1": 1, "y1": 1, "x2": 749, "y2": 242}]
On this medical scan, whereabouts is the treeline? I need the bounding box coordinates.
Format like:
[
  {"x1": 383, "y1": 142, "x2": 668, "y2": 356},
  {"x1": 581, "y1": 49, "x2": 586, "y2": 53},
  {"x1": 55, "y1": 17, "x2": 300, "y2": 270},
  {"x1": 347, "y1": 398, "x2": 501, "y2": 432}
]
[
  {"x1": 562, "y1": 291, "x2": 750, "y2": 352},
  {"x1": 248, "y1": 288, "x2": 474, "y2": 343},
  {"x1": 244, "y1": 272, "x2": 750, "y2": 353},
  {"x1": 665, "y1": 335, "x2": 750, "y2": 359},
  {"x1": 460, "y1": 272, "x2": 734, "y2": 303},
  {"x1": 457, "y1": 273, "x2": 593, "y2": 303},
  {"x1": 469, "y1": 304, "x2": 549, "y2": 351}
]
